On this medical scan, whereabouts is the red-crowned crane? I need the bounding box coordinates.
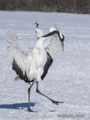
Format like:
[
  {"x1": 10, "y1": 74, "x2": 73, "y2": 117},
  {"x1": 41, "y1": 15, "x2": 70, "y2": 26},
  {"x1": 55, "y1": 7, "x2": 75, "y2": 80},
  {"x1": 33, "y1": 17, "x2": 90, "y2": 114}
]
[
  {"x1": 35, "y1": 22, "x2": 43, "y2": 39},
  {"x1": 7, "y1": 28, "x2": 64, "y2": 112}
]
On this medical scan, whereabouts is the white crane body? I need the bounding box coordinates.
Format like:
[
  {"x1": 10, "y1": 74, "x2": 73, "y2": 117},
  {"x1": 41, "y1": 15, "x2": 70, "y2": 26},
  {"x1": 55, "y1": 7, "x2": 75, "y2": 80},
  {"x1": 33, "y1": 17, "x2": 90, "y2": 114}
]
[{"x1": 7, "y1": 27, "x2": 64, "y2": 112}]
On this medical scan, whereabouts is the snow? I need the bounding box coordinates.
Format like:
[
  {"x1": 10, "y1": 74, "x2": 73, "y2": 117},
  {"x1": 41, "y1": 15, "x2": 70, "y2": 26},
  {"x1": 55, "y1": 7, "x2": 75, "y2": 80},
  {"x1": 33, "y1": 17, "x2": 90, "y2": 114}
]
[{"x1": 0, "y1": 11, "x2": 90, "y2": 120}]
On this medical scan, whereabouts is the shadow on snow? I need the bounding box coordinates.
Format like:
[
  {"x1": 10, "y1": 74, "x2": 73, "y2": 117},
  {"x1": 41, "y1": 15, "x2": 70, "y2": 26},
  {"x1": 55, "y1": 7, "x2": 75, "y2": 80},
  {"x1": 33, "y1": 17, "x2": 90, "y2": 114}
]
[{"x1": 0, "y1": 102, "x2": 36, "y2": 110}]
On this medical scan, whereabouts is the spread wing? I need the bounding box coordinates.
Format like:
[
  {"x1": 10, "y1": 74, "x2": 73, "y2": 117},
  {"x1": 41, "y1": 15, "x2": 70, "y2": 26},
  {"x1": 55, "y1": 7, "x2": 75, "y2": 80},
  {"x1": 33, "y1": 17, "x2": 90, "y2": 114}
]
[
  {"x1": 41, "y1": 30, "x2": 63, "y2": 80},
  {"x1": 43, "y1": 31, "x2": 62, "y2": 57},
  {"x1": 7, "y1": 29, "x2": 31, "y2": 83}
]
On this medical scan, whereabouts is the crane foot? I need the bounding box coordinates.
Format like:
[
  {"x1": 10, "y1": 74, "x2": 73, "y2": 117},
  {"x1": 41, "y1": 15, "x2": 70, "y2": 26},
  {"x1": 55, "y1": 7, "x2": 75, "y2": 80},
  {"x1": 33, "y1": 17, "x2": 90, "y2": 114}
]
[
  {"x1": 52, "y1": 100, "x2": 64, "y2": 105},
  {"x1": 27, "y1": 108, "x2": 38, "y2": 113},
  {"x1": 27, "y1": 108, "x2": 34, "y2": 112}
]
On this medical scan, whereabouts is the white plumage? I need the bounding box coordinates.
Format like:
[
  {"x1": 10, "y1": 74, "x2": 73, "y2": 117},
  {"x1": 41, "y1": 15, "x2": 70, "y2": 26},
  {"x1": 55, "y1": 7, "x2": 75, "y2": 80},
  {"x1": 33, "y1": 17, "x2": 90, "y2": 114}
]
[
  {"x1": 35, "y1": 22, "x2": 43, "y2": 39},
  {"x1": 7, "y1": 28, "x2": 64, "y2": 112},
  {"x1": 49, "y1": 27, "x2": 56, "y2": 32}
]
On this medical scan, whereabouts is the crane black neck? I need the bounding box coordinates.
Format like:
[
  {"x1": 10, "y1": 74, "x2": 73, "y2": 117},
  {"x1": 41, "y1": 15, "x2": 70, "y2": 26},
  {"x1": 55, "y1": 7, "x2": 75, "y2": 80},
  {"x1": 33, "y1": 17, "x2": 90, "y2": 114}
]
[
  {"x1": 36, "y1": 22, "x2": 39, "y2": 28},
  {"x1": 42, "y1": 30, "x2": 61, "y2": 40}
]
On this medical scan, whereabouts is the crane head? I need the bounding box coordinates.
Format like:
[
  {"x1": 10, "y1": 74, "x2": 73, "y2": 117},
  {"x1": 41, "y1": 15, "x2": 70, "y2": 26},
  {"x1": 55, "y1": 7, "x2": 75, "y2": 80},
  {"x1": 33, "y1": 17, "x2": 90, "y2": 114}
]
[
  {"x1": 53, "y1": 30, "x2": 64, "y2": 51},
  {"x1": 35, "y1": 22, "x2": 39, "y2": 28},
  {"x1": 59, "y1": 32, "x2": 64, "y2": 51}
]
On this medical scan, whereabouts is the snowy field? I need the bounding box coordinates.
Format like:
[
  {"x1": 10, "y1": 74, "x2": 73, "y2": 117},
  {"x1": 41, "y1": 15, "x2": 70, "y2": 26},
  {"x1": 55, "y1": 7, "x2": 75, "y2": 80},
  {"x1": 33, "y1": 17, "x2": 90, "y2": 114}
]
[{"x1": 0, "y1": 11, "x2": 90, "y2": 120}]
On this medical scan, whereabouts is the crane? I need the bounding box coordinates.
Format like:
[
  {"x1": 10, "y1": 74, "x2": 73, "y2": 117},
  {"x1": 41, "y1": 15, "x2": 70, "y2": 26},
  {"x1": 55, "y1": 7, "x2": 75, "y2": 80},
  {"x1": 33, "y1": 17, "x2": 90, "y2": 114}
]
[
  {"x1": 7, "y1": 28, "x2": 64, "y2": 112},
  {"x1": 35, "y1": 22, "x2": 43, "y2": 39}
]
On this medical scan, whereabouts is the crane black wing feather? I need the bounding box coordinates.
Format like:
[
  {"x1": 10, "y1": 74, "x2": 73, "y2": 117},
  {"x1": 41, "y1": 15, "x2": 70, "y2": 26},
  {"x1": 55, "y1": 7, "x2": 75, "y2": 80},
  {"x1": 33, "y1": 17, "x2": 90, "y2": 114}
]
[
  {"x1": 41, "y1": 52, "x2": 53, "y2": 80},
  {"x1": 12, "y1": 59, "x2": 32, "y2": 84},
  {"x1": 12, "y1": 52, "x2": 53, "y2": 82}
]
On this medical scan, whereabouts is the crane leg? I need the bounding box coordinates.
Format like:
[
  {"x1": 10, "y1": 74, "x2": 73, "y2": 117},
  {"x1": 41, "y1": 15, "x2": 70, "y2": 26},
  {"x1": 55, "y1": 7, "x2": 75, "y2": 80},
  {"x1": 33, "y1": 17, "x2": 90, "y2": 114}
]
[
  {"x1": 36, "y1": 82, "x2": 63, "y2": 105},
  {"x1": 28, "y1": 80, "x2": 35, "y2": 112}
]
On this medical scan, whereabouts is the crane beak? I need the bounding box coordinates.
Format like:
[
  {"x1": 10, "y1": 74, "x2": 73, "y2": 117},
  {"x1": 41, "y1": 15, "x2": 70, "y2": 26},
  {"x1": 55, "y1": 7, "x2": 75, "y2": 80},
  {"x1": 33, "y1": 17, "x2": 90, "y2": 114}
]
[{"x1": 61, "y1": 41, "x2": 64, "y2": 51}]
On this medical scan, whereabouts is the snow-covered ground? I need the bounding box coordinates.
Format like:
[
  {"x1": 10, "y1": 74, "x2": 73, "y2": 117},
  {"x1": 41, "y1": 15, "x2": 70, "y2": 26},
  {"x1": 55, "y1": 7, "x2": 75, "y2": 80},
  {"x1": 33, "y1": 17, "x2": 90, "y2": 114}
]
[{"x1": 0, "y1": 11, "x2": 90, "y2": 120}]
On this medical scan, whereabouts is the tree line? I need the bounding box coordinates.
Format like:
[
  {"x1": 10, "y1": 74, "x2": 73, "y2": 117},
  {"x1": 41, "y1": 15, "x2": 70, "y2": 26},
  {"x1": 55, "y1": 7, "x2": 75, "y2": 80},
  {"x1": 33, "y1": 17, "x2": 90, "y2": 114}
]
[{"x1": 0, "y1": 0, "x2": 90, "y2": 14}]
